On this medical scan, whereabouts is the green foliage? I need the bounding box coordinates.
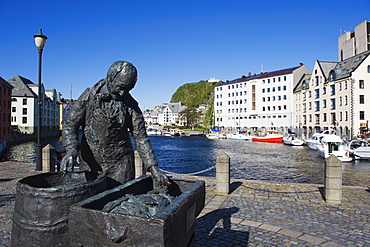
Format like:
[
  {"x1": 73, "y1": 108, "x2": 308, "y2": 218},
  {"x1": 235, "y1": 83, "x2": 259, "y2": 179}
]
[
  {"x1": 170, "y1": 80, "x2": 218, "y2": 108},
  {"x1": 179, "y1": 108, "x2": 202, "y2": 127}
]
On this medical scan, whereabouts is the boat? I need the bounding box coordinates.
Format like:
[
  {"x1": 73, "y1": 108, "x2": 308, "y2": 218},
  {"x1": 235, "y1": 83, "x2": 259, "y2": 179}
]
[
  {"x1": 146, "y1": 128, "x2": 161, "y2": 135},
  {"x1": 305, "y1": 129, "x2": 335, "y2": 150},
  {"x1": 316, "y1": 135, "x2": 352, "y2": 162},
  {"x1": 226, "y1": 133, "x2": 252, "y2": 140},
  {"x1": 283, "y1": 135, "x2": 304, "y2": 146},
  {"x1": 348, "y1": 140, "x2": 370, "y2": 159},
  {"x1": 282, "y1": 129, "x2": 304, "y2": 146},
  {"x1": 252, "y1": 130, "x2": 283, "y2": 143}
]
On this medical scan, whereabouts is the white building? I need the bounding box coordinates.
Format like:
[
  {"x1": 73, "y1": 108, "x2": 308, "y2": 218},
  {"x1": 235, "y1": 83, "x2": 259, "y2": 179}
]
[
  {"x1": 338, "y1": 20, "x2": 370, "y2": 61},
  {"x1": 214, "y1": 64, "x2": 310, "y2": 132},
  {"x1": 294, "y1": 50, "x2": 370, "y2": 139},
  {"x1": 158, "y1": 102, "x2": 187, "y2": 126},
  {"x1": 8, "y1": 75, "x2": 60, "y2": 135}
]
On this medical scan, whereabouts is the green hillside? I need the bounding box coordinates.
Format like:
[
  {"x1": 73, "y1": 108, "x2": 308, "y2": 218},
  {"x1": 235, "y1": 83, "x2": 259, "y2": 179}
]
[{"x1": 170, "y1": 80, "x2": 219, "y2": 108}]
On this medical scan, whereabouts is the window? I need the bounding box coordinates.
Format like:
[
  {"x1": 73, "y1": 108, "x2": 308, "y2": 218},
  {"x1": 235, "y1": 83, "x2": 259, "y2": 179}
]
[
  {"x1": 315, "y1": 101, "x2": 320, "y2": 111},
  {"x1": 22, "y1": 117, "x2": 27, "y2": 124},
  {"x1": 331, "y1": 98, "x2": 336, "y2": 109},
  {"x1": 368, "y1": 65, "x2": 370, "y2": 73},
  {"x1": 323, "y1": 113, "x2": 327, "y2": 122},
  {"x1": 262, "y1": 89, "x2": 265, "y2": 93},
  {"x1": 315, "y1": 89, "x2": 320, "y2": 98},
  {"x1": 23, "y1": 98, "x2": 27, "y2": 105},
  {"x1": 12, "y1": 107, "x2": 16, "y2": 112},
  {"x1": 267, "y1": 88, "x2": 270, "y2": 93},
  {"x1": 22, "y1": 108, "x2": 27, "y2": 115},
  {"x1": 359, "y1": 80, "x2": 365, "y2": 89},
  {"x1": 345, "y1": 95, "x2": 348, "y2": 105},
  {"x1": 278, "y1": 86, "x2": 281, "y2": 91},
  {"x1": 315, "y1": 76, "x2": 319, "y2": 86},
  {"x1": 360, "y1": 95, "x2": 365, "y2": 104},
  {"x1": 331, "y1": 85, "x2": 335, "y2": 95},
  {"x1": 360, "y1": 111, "x2": 365, "y2": 120},
  {"x1": 339, "y1": 96, "x2": 342, "y2": 106},
  {"x1": 283, "y1": 86, "x2": 287, "y2": 90},
  {"x1": 323, "y1": 87, "x2": 326, "y2": 94},
  {"x1": 262, "y1": 97, "x2": 265, "y2": 102}
]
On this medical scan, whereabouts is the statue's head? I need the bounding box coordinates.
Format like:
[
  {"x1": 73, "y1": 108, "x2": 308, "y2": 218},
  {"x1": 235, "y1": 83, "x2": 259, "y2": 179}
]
[{"x1": 106, "y1": 61, "x2": 137, "y2": 96}]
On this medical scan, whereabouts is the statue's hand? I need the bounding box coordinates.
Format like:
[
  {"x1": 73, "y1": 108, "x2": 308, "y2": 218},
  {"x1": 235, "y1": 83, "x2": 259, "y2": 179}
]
[
  {"x1": 60, "y1": 149, "x2": 80, "y2": 172},
  {"x1": 150, "y1": 166, "x2": 171, "y2": 193}
]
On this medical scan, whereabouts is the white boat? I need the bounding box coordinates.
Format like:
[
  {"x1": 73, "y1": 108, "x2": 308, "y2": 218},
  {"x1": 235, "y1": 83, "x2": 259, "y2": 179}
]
[
  {"x1": 226, "y1": 133, "x2": 252, "y2": 140},
  {"x1": 305, "y1": 129, "x2": 335, "y2": 150},
  {"x1": 282, "y1": 129, "x2": 304, "y2": 146},
  {"x1": 348, "y1": 140, "x2": 370, "y2": 159},
  {"x1": 146, "y1": 128, "x2": 161, "y2": 135},
  {"x1": 316, "y1": 135, "x2": 352, "y2": 162},
  {"x1": 283, "y1": 135, "x2": 304, "y2": 146}
]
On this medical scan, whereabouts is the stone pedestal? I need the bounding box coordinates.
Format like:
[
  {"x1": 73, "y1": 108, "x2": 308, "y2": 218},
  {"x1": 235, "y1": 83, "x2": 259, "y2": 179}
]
[
  {"x1": 42, "y1": 144, "x2": 55, "y2": 173},
  {"x1": 324, "y1": 154, "x2": 342, "y2": 205},
  {"x1": 216, "y1": 152, "x2": 230, "y2": 195},
  {"x1": 134, "y1": 150, "x2": 145, "y2": 178}
]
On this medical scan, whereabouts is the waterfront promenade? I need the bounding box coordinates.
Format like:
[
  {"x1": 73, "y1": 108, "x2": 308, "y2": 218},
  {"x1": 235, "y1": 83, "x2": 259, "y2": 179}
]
[{"x1": 1, "y1": 161, "x2": 369, "y2": 246}]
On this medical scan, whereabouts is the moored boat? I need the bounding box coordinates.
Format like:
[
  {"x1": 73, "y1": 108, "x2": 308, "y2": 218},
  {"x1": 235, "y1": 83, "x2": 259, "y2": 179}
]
[
  {"x1": 252, "y1": 130, "x2": 283, "y2": 143},
  {"x1": 283, "y1": 135, "x2": 304, "y2": 146},
  {"x1": 316, "y1": 135, "x2": 352, "y2": 162},
  {"x1": 305, "y1": 129, "x2": 335, "y2": 150},
  {"x1": 226, "y1": 133, "x2": 252, "y2": 140},
  {"x1": 348, "y1": 140, "x2": 370, "y2": 159}
]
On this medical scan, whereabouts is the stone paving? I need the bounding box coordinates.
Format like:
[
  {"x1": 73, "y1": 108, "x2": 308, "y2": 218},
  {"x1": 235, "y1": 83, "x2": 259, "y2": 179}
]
[{"x1": 0, "y1": 162, "x2": 369, "y2": 246}]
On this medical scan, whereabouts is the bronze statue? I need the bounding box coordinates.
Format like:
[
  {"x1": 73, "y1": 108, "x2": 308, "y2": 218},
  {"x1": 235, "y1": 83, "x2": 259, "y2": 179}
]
[{"x1": 61, "y1": 61, "x2": 169, "y2": 190}]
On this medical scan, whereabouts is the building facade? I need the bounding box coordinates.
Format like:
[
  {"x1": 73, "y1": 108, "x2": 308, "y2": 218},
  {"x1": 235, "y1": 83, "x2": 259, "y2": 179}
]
[
  {"x1": 157, "y1": 102, "x2": 187, "y2": 126},
  {"x1": 213, "y1": 64, "x2": 310, "y2": 133},
  {"x1": 338, "y1": 20, "x2": 370, "y2": 61},
  {"x1": 294, "y1": 50, "x2": 370, "y2": 139},
  {"x1": 0, "y1": 77, "x2": 13, "y2": 140},
  {"x1": 8, "y1": 75, "x2": 60, "y2": 135}
]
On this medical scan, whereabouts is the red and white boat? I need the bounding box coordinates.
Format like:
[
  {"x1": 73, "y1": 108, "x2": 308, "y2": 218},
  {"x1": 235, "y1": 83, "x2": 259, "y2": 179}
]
[{"x1": 252, "y1": 130, "x2": 283, "y2": 143}]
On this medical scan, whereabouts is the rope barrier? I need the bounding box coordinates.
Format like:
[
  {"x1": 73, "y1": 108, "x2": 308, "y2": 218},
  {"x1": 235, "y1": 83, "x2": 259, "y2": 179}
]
[{"x1": 159, "y1": 165, "x2": 216, "y2": 176}]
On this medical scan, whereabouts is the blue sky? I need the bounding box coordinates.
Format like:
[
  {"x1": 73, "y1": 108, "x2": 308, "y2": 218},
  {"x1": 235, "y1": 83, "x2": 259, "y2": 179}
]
[{"x1": 1, "y1": 0, "x2": 369, "y2": 110}]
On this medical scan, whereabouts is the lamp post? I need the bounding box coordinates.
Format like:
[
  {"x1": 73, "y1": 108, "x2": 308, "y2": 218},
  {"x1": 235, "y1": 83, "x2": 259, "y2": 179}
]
[{"x1": 34, "y1": 29, "x2": 48, "y2": 171}]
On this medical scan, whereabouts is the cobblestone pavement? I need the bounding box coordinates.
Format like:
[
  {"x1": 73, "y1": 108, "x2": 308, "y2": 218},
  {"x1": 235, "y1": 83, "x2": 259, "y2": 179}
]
[{"x1": 1, "y1": 162, "x2": 369, "y2": 246}]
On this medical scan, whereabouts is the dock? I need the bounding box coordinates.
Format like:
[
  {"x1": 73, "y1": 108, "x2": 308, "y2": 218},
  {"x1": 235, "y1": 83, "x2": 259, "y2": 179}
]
[{"x1": 1, "y1": 161, "x2": 369, "y2": 246}]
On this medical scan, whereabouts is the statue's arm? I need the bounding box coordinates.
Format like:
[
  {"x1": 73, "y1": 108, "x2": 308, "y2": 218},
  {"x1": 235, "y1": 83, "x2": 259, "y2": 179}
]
[
  {"x1": 128, "y1": 96, "x2": 158, "y2": 170},
  {"x1": 127, "y1": 95, "x2": 170, "y2": 191},
  {"x1": 61, "y1": 89, "x2": 89, "y2": 171}
]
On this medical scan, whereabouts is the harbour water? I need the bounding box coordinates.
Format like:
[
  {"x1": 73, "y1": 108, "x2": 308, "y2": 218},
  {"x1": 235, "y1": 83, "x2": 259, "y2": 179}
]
[{"x1": 3, "y1": 135, "x2": 370, "y2": 186}]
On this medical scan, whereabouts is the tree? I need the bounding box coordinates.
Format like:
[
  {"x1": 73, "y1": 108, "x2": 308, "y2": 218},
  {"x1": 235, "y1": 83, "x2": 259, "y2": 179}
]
[{"x1": 179, "y1": 108, "x2": 202, "y2": 128}]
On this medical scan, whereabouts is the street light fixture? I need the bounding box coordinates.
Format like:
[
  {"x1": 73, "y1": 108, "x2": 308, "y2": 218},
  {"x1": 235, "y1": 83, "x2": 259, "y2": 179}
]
[{"x1": 33, "y1": 29, "x2": 48, "y2": 171}]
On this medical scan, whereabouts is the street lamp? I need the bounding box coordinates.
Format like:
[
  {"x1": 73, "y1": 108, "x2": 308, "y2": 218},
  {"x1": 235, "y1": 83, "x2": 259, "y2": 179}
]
[{"x1": 34, "y1": 29, "x2": 48, "y2": 171}]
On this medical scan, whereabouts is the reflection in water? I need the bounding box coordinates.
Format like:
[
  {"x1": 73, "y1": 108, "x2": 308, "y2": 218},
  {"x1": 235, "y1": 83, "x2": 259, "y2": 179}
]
[{"x1": 3, "y1": 135, "x2": 370, "y2": 186}]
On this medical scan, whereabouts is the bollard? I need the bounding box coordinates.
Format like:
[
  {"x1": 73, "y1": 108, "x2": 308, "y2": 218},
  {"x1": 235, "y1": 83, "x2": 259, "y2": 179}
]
[
  {"x1": 134, "y1": 150, "x2": 145, "y2": 178},
  {"x1": 216, "y1": 152, "x2": 230, "y2": 195},
  {"x1": 324, "y1": 154, "x2": 342, "y2": 205},
  {"x1": 42, "y1": 144, "x2": 55, "y2": 173}
]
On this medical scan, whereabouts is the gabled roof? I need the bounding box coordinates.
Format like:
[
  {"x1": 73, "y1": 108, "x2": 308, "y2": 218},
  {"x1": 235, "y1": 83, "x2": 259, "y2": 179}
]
[
  {"x1": 0, "y1": 76, "x2": 13, "y2": 89},
  {"x1": 218, "y1": 65, "x2": 302, "y2": 86},
  {"x1": 7, "y1": 75, "x2": 38, "y2": 97},
  {"x1": 329, "y1": 50, "x2": 370, "y2": 81},
  {"x1": 317, "y1": 61, "x2": 337, "y2": 80},
  {"x1": 293, "y1": 73, "x2": 311, "y2": 93},
  {"x1": 165, "y1": 102, "x2": 187, "y2": 113}
]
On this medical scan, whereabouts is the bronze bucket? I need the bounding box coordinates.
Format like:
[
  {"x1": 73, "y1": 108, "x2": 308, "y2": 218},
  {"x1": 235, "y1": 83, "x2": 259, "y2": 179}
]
[{"x1": 11, "y1": 171, "x2": 107, "y2": 247}]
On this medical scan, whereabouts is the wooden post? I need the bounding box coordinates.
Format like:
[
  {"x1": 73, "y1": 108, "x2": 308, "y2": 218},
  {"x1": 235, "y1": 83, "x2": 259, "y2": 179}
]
[
  {"x1": 134, "y1": 150, "x2": 145, "y2": 178},
  {"x1": 42, "y1": 144, "x2": 55, "y2": 173},
  {"x1": 324, "y1": 154, "x2": 342, "y2": 205},
  {"x1": 216, "y1": 152, "x2": 230, "y2": 195}
]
